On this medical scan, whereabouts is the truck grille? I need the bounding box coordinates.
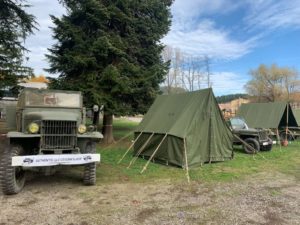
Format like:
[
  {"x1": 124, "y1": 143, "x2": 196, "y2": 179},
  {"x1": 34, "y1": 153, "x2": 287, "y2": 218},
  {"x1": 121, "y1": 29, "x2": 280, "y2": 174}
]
[
  {"x1": 40, "y1": 120, "x2": 77, "y2": 150},
  {"x1": 259, "y1": 130, "x2": 268, "y2": 141}
]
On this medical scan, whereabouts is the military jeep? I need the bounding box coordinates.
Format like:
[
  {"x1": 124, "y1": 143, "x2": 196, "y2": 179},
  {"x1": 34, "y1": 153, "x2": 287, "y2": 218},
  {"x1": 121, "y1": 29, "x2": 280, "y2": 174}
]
[
  {"x1": 228, "y1": 117, "x2": 273, "y2": 154},
  {"x1": 0, "y1": 88, "x2": 102, "y2": 195}
]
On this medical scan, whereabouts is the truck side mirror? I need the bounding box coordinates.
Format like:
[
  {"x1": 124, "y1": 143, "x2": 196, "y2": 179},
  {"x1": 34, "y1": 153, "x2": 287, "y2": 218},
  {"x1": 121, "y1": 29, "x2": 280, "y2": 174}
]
[{"x1": 93, "y1": 105, "x2": 99, "y2": 112}]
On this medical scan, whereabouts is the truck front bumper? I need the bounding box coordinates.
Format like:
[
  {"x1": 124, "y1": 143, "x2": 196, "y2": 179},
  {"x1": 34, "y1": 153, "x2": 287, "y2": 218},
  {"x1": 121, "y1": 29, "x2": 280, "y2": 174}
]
[{"x1": 12, "y1": 153, "x2": 100, "y2": 167}]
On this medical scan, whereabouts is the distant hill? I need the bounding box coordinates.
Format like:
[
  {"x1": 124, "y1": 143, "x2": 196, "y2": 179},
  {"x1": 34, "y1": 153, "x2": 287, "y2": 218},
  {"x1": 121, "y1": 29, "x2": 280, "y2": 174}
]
[{"x1": 216, "y1": 94, "x2": 248, "y2": 103}]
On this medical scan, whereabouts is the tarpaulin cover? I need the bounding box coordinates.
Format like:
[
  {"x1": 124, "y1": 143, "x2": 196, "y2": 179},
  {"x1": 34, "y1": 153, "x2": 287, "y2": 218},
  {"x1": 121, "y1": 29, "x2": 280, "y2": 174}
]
[
  {"x1": 237, "y1": 102, "x2": 298, "y2": 129},
  {"x1": 133, "y1": 88, "x2": 233, "y2": 168},
  {"x1": 292, "y1": 108, "x2": 300, "y2": 127}
]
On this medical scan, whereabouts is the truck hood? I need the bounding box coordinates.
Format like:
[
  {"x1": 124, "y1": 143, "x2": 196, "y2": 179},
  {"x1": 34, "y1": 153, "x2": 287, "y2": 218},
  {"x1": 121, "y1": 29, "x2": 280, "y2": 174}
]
[
  {"x1": 232, "y1": 128, "x2": 259, "y2": 134},
  {"x1": 24, "y1": 111, "x2": 80, "y2": 121}
]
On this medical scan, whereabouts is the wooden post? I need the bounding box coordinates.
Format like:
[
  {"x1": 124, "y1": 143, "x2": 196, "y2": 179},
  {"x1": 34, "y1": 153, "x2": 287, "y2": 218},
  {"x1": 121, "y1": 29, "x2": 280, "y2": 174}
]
[
  {"x1": 183, "y1": 138, "x2": 190, "y2": 183},
  {"x1": 276, "y1": 129, "x2": 282, "y2": 152},
  {"x1": 286, "y1": 103, "x2": 289, "y2": 141},
  {"x1": 127, "y1": 132, "x2": 154, "y2": 168},
  {"x1": 140, "y1": 133, "x2": 168, "y2": 174},
  {"x1": 117, "y1": 132, "x2": 143, "y2": 164}
]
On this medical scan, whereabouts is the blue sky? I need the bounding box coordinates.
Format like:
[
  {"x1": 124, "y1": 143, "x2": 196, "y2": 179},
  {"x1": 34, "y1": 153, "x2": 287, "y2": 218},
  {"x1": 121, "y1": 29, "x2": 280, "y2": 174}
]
[{"x1": 24, "y1": 0, "x2": 300, "y2": 96}]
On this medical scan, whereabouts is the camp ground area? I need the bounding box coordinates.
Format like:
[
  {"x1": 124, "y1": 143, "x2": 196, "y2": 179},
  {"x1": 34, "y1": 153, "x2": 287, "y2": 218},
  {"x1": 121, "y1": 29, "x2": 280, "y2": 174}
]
[{"x1": 0, "y1": 118, "x2": 299, "y2": 225}]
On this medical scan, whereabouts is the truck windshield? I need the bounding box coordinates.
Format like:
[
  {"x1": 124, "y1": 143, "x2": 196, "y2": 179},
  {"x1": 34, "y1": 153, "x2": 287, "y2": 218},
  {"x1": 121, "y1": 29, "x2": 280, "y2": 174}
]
[
  {"x1": 25, "y1": 92, "x2": 81, "y2": 108},
  {"x1": 230, "y1": 118, "x2": 247, "y2": 129}
]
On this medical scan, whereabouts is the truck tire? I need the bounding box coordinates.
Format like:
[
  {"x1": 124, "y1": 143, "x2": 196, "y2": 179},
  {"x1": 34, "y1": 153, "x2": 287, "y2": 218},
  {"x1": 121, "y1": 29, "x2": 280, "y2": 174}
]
[
  {"x1": 83, "y1": 142, "x2": 96, "y2": 185},
  {"x1": 243, "y1": 138, "x2": 260, "y2": 154},
  {"x1": 261, "y1": 138, "x2": 273, "y2": 151},
  {"x1": 0, "y1": 144, "x2": 26, "y2": 195}
]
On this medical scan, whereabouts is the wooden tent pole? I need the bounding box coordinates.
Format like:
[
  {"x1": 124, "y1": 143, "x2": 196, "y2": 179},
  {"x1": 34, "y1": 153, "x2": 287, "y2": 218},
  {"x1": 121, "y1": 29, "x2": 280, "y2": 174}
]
[
  {"x1": 140, "y1": 133, "x2": 168, "y2": 174},
  {"x1": 117, "y1": 132, "x2": 143, "y2": 164},
  {"x1": 233, "y1": 134, "x2": 266, "y2": 160},
  {"x1": 276, "y1": 128, "x2": 282, "y2": 152},
  {"x1": 127, "y1": 132, "x2": 154, "y2": 168},
  {"x1": 183, "y1": 137, "x2": 190, "y2": 183},
  {"x1": 286, "y1": 103, "x2": 289, "y2": 141},
  {"x1": 102, "y1": 131, "x2": 133, "y2": 150}
]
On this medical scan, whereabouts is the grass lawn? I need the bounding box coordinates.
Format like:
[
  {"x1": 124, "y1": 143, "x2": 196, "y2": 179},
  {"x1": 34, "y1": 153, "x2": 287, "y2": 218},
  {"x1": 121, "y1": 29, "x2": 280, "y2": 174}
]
[{"x1": 96, "y1": 118, "x2": 300, "y2": 184}]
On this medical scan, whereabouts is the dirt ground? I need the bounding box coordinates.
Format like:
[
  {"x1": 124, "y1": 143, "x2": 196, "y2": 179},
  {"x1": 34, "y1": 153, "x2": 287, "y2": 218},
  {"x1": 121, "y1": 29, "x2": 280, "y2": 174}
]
[{"x1": 0, "y1": 168, "x2": 299, "y2": 225}]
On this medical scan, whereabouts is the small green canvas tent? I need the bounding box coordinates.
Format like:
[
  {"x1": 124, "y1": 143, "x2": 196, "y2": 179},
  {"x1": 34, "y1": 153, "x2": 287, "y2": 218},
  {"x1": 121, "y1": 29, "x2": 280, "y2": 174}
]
[
  {"x1": 133, "y1": 88, "x2": 234, "y2": 168},
  {"x1": 292, "y1": 108, "x2": 300, "y2": 127},
  {"x1": 237, "y1": 102, "x2": 298, "y2": 129}
]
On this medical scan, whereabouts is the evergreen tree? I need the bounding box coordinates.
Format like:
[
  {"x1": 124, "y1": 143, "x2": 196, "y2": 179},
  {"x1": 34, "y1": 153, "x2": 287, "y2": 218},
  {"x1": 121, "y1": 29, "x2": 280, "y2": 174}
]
[
  {"x1": 0, "y1": 0, "x2": 36, "y2": 96},
  {"x1": 47, "y1": 0, "x2": 173, "y2": 143}
]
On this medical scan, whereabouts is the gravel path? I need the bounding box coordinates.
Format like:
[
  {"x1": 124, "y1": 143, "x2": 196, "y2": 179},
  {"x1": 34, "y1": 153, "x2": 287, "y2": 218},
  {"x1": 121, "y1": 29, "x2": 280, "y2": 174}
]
[{"x1": 0, "y1": 170, "x2": 299, "y2": 225}]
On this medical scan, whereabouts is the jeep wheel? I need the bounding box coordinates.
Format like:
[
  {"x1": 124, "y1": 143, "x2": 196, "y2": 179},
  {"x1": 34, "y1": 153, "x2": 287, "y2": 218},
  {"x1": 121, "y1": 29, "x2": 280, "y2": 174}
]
[
  {"x1": 0, "y1": 144, "x2": 26, "y2": 195},
  {"x1": 243, "y1": 138, "x2": 260, "y2": 154},
  {"x1": 83, "y1": 142, "x2": 96, "y2": 185},
  {"x1": 261, "y1": 138, "x2": 273, "y2": 151}
]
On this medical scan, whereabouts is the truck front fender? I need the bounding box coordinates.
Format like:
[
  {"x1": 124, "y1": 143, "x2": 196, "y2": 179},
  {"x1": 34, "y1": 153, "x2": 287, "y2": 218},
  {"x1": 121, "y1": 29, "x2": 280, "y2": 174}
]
[{"x1": 7, "y1": 131, "x2": 40, "y2": 138}]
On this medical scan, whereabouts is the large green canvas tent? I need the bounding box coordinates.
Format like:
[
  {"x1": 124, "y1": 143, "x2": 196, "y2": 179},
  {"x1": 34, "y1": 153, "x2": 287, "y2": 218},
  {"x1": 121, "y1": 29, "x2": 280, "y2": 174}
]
[
  {"x1": 292, "y1": 109, "x2": 300, "y2": 126},
  {"x1": 237, "y1": 102, "x2": 298, "y2": 129},
  {"x1": 133, "y1": 88, "x2": 234, "y2": 168}
]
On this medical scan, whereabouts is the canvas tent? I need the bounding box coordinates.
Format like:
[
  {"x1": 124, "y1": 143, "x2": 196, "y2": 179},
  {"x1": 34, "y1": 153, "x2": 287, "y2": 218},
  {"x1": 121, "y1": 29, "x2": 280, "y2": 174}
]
[
  {"x1": 237, "y1": 102, "x2": 298, "y2": 129},
  {"x1": 133, "y1": 88, "x2": 234, "y2": 168},
  {"x1": 292, "y1": 108, "x2": 300, "y2": 127}
]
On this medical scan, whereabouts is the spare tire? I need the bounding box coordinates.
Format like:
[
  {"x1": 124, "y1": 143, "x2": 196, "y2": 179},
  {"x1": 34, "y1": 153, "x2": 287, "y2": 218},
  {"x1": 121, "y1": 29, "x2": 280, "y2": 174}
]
[{"x1": 243, "y1": 138, "x2": 260, "y2": 154}]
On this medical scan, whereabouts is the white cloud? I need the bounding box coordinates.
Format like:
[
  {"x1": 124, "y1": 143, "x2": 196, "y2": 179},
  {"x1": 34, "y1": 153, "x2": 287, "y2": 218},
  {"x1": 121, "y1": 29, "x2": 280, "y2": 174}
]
[
  {"x1": 162, "y1": 19, "x2": 257, "y2": 60},
  {"x1": 172, "y1": 0, "x2": 240, "y2": 20},
  {"x1": 23, "y1": 0, "x2": 65, "y2": 76},
  {"x1": 210, "y1": 72, "x2": 248, "y2": 95},
  {"x1": 244, "y1": 0, "x2": 300, "y2": 31}
]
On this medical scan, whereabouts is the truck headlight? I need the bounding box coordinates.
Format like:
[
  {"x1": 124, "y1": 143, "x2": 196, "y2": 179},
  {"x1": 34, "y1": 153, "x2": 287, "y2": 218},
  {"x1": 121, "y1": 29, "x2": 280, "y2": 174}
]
[
  {"x1": 28, "y1": 122, "x2": 39, "y2": 134},
  {"x1": 78, "y1": 124, "x2": 87, "y2": 134}
]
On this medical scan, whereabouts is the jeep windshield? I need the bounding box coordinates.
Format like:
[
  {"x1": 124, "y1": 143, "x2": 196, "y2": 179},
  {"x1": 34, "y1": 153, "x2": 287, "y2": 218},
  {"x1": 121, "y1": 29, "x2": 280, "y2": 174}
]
[
  {"x1": 25, "y1": 92, "x2": 81, "y2": 108},
  {"x1": 230, "y1": 117, "x2": 249, "y2": 130}
]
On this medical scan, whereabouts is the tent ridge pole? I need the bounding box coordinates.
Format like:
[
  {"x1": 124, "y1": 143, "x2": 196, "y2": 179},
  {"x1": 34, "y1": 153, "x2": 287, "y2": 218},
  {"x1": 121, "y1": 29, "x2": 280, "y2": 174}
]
[
  {"x1": 140, "y1": 133, "x2": 168, "y2": 174},
  {"x1": 127, "y1": 132, "x2": 154, "y2": 168},
  {"x1": 118, "y1": 131, "x2": 143, "y2": 164}
]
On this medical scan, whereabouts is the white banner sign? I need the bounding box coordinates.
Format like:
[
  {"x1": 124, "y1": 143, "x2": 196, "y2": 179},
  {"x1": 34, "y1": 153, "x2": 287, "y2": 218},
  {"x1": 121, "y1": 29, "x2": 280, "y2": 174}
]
[{"x1": 12, "y1": 154, "x2": 100, "y2": 167}]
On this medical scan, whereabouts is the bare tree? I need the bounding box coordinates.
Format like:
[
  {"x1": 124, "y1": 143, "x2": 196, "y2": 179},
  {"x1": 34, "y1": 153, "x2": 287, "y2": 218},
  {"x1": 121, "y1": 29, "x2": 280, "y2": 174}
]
[
  {"x1": 204, "y1": 55, "x2": 212, "y2": 88},
  {"x1": 162, "y1": 46, "x2": 214, "y2": 93},
  {"x1": 162, "y1": 46, "x2": 184, "y2": 94},
  {"x1": 178, "y1": 54, "x2": 205, "y2": 92}
]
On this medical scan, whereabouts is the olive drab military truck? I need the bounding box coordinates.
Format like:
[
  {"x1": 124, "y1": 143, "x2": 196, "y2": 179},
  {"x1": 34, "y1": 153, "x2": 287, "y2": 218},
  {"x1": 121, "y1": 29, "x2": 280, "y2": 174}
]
[
  {"x1": 0, "y1": 89, "x2": 103, "y2": 195},
  {"x1": 228, "y1": 117, "x2": 273, "y2": 154}
]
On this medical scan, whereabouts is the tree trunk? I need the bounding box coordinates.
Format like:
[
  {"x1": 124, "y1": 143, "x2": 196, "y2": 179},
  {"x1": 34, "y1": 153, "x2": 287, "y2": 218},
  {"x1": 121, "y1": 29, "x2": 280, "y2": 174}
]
[{"x1": 102, "y1": 113, "x2": 115, "y2": 144}]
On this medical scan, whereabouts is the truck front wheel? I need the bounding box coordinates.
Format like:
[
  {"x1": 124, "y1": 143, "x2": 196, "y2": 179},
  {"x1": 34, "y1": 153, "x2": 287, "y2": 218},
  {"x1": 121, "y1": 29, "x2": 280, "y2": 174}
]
[
  {"x1": 83, "y1": 142, "x2": 96, "y2": 185},
  {"x1": 243, "y1": 138, "x2": 260, "y2": 154},
  {"x1": 0, "y1": 144, "x2": 26, "y2": 195}
]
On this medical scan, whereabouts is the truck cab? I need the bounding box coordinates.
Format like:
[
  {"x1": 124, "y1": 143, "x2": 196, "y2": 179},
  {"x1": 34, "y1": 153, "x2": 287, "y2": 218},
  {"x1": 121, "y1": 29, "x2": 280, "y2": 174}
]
[{"x1": 0, "y1": 88, "x2": 102, "y2": 195}]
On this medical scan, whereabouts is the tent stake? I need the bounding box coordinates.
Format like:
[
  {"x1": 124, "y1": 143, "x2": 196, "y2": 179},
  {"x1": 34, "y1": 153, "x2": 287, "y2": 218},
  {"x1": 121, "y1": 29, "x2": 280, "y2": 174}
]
[
  {"x1": 183, "y1": 138, "x2": 190, "y2": 183},
  {"x1": 127, "y1": 132, "x2": 154, "y2": 168},
  {"x1": 117, "y1": 132, "x2": 143, "y2": 164},
  {"x1": 140, "y1": 133, "x2": 168, "y2": 174}
]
